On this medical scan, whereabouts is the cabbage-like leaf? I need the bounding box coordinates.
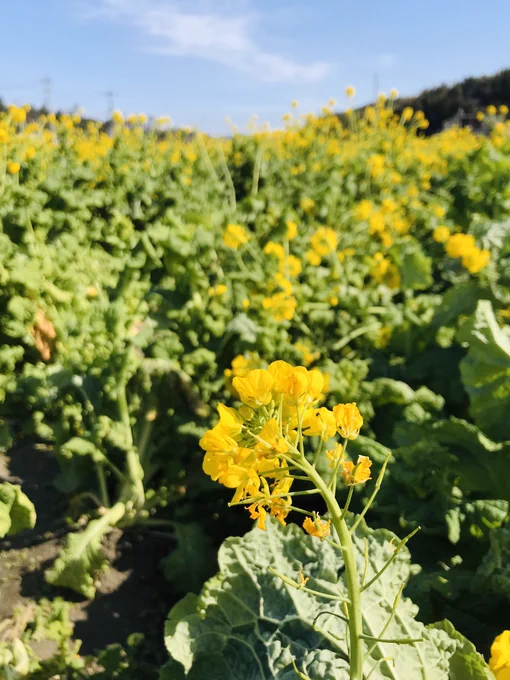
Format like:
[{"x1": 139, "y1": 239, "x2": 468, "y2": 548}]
[
  {"x1": 458, "y1": 299, "x2": 510, "y2": 441},
  {"x1": 164, "y1": 519, "x2": 492, "y2": 679},
  {"x1": 428, "y1": 621, "x2": 495, "y2": 680},
  {"x1": 162, "y1": 522, "x2": 215, "y2": 594},
  {"x1": 476, "y1": 526, "x2": 510, "y2": 602},
  {"x1": 0, "y1": 482, "x2": 36, "y2": 538},
  {"x1": 45, "y1": 502, "x2": 125, "y2": 599}
]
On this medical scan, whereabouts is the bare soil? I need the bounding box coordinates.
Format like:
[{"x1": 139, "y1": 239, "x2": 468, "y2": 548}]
[{"x1": 0, "y1": 442, "x2": 174, "y2": 668}]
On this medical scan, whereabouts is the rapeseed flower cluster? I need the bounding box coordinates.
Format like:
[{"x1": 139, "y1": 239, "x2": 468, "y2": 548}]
[
  {"x1": 200, "y1": 362, "x2": 367, "y2": 532},
  {"x1": 444, "y1": 232, "x2": 491, "y2": 274}
]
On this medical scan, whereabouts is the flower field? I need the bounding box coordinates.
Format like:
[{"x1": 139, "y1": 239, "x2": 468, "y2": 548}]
[{"x1": 0, "y1": 96, "x2": 510, "y2": 678}]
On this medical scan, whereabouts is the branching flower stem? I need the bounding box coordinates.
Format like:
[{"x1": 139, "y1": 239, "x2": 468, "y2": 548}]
[{"x1": 296, "y1": 451, "x2": 365, "y2": 680}]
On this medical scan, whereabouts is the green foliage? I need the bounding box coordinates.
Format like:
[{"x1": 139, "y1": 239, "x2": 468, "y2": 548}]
[
  {"x1": 161, "y1": 522, "x2": 216, "y2": 595},
  {"x1": 164, "y1": 519, "x2": 492, "y2": 679},
  {"x1": 45, "y1": 502, "x2": 125, "y2": 599},
  {"x1": 459, "y1": 299, "x2": 510, "y2": 441},
  {"x1": 0, "y1": 482, "x2": 36, "y2": 538},
  {"x1": 477, "y1": 526, "x2": 510, "y2": 601}
]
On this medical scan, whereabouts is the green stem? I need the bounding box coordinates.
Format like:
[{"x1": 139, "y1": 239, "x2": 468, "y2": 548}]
[
  {"x1": 341, "y1": 487, "x2": 354, "y2": 519},
  {"x1": 269, "y1": 568, "x2": 349, "y2": 603},
  {"x1": 361, "y1": 527, "x2": 420, "y2": 593},
  {"x1": 118, "y1": 350, "x2": 145, "y2": 512},
  {"x1": 350, "y1": 452, "x2": 391, "y2": 535},
  {"x1": 299, "y1": 456, "x2": 364, "y2": 680},
  {"x1": 137, "y1": 414, "x2": 155, "y2": 465},
  {"x1": 332, "y1": 323, "x2": 380, "y2": 352}
]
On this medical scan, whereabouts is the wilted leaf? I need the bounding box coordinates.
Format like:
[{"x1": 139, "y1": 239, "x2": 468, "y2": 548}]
[
  {"x1": 0, "y1": 482, "x2": 36, "y2": 538},
  {"x1": 45, "y1": 502, "x2": 125, "y2": 598}
]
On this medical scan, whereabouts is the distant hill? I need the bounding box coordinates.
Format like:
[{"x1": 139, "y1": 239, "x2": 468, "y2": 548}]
[{"x1": 392, "y1": 68, "x2": 510, "y2": 133}]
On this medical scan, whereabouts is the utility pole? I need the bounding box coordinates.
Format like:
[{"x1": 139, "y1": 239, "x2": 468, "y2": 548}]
[
  {"x1": 102, "y1": 90, "x2": 117, "y2": 118},
  {"x1": 42, "y1": 77, "x2": 52, "y2": 112}
]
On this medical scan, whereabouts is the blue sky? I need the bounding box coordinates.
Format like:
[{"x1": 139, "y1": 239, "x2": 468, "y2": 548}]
[{"x1": 1, "y1": 0, "x2": 509, "y2": 134}]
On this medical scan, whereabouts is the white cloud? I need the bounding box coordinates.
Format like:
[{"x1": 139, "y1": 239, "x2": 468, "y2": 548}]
[{"x1": 85, "y1": 0, "x2": 329, "y2": 83}]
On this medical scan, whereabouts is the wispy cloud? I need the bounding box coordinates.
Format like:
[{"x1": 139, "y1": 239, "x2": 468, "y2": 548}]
[{"x1": 84, "y1": 0, "x2": 329, "y2": 83}]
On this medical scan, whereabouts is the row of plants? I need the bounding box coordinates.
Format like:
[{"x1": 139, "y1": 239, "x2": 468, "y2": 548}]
[{"x1": 0, "y1": 96, "x2": 509, "y2": 677}]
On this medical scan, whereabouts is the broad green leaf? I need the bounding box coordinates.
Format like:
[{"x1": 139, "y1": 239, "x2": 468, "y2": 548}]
[
  {"x1": 164, "y1": 519, "x2": 491, "y2": 679},
  {"x1": 162, "y1": 522, "x2": 216, "y2": 594},
  {"x1": 395, "y1": 240, "x2": 433, "y2": 291},
  {"x1": 476, "y1": 526, "x2": 510, "y2": 602},
  {"x1": 432, "y1": 281, "x2": 486, "y2": 328},
  {"x1": 428, "y1": 621, "x2": 495, "y2": 680},
  {"x1": 0, "y1": 483, "x2": 36, "y2": 538},
  {"x1": 45, "y1": 502, "x2": 125, "y2": 599},
  {"x1": 429, "y1": 418, "x2": 510, "y2": 503},
  {"x1": 458, "y1": 299, "x2": 510, "y2": 441},
  {"x1": 224, "y1": 314, "x2": 260, "y2": 344}
]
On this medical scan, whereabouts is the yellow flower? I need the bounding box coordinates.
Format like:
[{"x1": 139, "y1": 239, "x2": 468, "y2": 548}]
[
  {"x1": 354, "y1": 199, "x2": 373, "y2": 220},
  {"x1": 7, "y1": 161, "x2": 20, "y2": 174},
  {"x1": 487, "y1": 104, "x2": 497, "y2": 116},
  {"x1": 310, "y1": 227, "x2": 337, "y2": 256},
  {"x1": 112, "y1": 110, "x2": 125, "y2": 124},
  {"x1": 306, "y1": 250, "x2": 322, "y2": 266},
  {"x1": 342, "y1": 455, "x2": 372, "y2": 486},
  {"x1": 345, "y1": 86, "x2": 356, "y2": 99},
  {"x1": 248, "y1": 500, "x2": 267, "y2": 530},
  {"x1": 284, "y1": 367, "x2": 324, "y2": 406},
  {"x1": 368, "y1": 212, "x2": 385, "y2": 234},
  {"x1": 490, "y1": 631, "x2": 510, "y2": 679},
  {"x1": 329, "y1": 295, "x2": 338, "y2": 306},
  {"x1": 217, "y1": 403, "x2": 244, "y2": 438},
  {"x1": 255, "y1": 419, "x2": 289, "y2": 456},
  {"x1": 499, "y1": 105, "x2": 509, "y2": 115},
  {"x1": 262, "y1": 293, "x2": 296, "y2": 322},
  {"x1": 445, "y1": 233, "x2": 476, "y2": 259},
  {"x1": 25, "y1": 146, "x2": 36, "y2": 160},
  {"x1": 333, "y1": 403, "x2": 363, "y2": 440},
  {"x1": 264, "y1": 241, "x2": 285, "y2": 260},
  {"x1": 232, "y1": 369, "x2": 274, "y2": 408},
  {"x1": 326, "y1": 443, "x2": 344, "y2": 468},
  {"x1": 223, "y1": 223, "x2": 249, "y2": 249},
  {"x1": 285, "y1": 255, "x2": 302, "y2": 278},
  {"x1": 294, "y1": 342, "x2": 319, "y2": 367},
  {"x1": 9, "y1": 106, "x2": 26, "y2": 124},
  {"x1": 267, "y1": 360, "x2": 294, "y2": 392},
  {"x1": 432, "y1": 205, "x2": 446, "y2": 218},
  {"x1": 286, "y1": 220, "x2": 298, "y2": 240},
  {"x1": 476, "y1": 112, "x2": 485, "y2": 122},
  {"x1": 401, "y1": 107, "x2": 414, "y2": 122},
  {"x1": 291, "y1": 100, "x2": 299, "y2": 108},
  {"x1": 300, "y1": 197, "x2": 315, "y2": 213},
  {"x1": 208, "y1": 284, "x2": 228, "y2": 297},
  {"x1": 462, "y1": 248, "x2": 490, "y2": 274},
  {"x1": 303, "y1": 516, "x2": 331, "y2": 538},
  {"x1": 390, "y1": 88, "x2": 399, "y2": 99},
  {"x1": 242, "y1": 298, "x2": 250, "y2": 310},
  {"x1": 433, "y1": 226, "x2": 450, "y2": 243},
  {"x1": 302, "y1": 407, "x2": 337, "y2": 439}
]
